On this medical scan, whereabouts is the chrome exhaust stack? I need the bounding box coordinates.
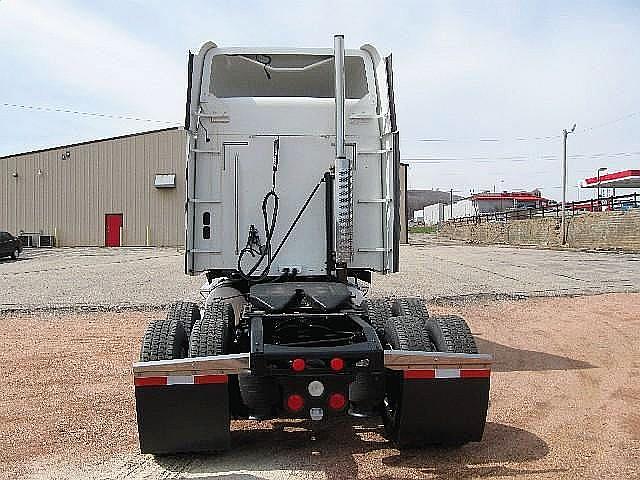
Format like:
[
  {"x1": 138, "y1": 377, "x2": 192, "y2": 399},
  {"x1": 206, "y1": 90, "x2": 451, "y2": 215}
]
[
  {"x1": 334, "y1": 34, "x2": 346, "y2": 159},
  {"x1": 333, "y1": 34, "x2": 353, "y2": 264}
]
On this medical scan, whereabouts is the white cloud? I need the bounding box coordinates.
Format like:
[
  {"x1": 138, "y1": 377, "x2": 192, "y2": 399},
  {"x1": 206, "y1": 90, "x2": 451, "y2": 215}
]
[{"x1": 0, "y1": 0, "x2": 184, "y2": 119}]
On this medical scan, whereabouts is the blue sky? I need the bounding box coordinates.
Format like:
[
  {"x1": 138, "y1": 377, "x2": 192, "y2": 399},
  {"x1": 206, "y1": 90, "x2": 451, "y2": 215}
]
[{"x1": 1, "y1": 0, "x2": 639, "y2": 201}]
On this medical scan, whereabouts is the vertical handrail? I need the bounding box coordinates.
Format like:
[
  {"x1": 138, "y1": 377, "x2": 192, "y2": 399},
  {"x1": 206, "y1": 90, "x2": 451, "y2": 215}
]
[{"x1": 234, "y1": 152, "x2": 239, "y2": 255}]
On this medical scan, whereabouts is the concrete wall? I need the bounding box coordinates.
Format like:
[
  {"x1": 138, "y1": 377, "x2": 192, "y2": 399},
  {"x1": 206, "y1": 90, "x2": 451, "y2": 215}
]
[
  {"x1": 1, "y1": 128, "x2": 186, "y2": 247},
  {"x1": 439, "y1": 210, "x2": 640, "y2": 251}
]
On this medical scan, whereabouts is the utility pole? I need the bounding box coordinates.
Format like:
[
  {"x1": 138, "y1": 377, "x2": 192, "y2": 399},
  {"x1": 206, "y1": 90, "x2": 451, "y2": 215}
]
[
  {"x1": 597, "y1": 167, "x2": 607, "y2": 203},
  {"x1": 450, "y1": 188, "x2": 454, "y2": 219},
  {"x1": 561, "y1": 124, "x2": 576, "y2": 245}
]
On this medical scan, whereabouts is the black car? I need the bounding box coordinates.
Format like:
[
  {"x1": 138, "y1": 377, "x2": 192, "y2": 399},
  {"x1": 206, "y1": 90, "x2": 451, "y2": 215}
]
[{"x1": 0, "y1": 231, "x2": 22, "y2": 259}]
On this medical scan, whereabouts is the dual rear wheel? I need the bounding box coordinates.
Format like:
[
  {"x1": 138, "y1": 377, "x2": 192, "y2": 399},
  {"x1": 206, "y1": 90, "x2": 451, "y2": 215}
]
[
  {"x1": 139, "y1": 301, "x2": 232, "y2": 362},
  {"x1": 140, "y1": 296, "x2": 479, "y2": 446},
  {"x1": 362, "y1": 297, "x2": 478, "y2": 444}
]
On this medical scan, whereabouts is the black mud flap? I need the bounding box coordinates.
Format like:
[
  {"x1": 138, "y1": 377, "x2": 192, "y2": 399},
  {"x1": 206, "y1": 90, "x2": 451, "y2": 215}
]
[
  {"x1": 135, "y1": 375, "x2": 230, "y2": 454},
  {"x1": 389, "y1": 371, "x2": 490, "y2": 446}
]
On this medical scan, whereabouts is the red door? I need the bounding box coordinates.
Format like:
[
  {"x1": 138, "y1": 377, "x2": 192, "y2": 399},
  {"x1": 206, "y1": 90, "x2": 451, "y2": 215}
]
[{"x1": 105, "y1": 214, "x2": 123, "y2": 247}]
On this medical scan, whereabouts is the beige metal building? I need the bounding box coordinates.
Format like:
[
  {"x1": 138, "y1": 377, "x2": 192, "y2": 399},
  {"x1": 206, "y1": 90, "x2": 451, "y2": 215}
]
[
  {"x1": 1, "y1": 127, "x2": 407, "y2": 247},
  {"x1": 1, "y1": 127, "x2": 186, "y2": 247}
]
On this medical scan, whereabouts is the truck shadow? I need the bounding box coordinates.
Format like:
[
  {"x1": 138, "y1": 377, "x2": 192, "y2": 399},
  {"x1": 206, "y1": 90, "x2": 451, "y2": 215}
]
[
  {"x1": 475, "y1": 337, "x2": 595, "y2": 372},
  {"x1": 155, "y1": 418, "x2": 563, "y2": 480}
]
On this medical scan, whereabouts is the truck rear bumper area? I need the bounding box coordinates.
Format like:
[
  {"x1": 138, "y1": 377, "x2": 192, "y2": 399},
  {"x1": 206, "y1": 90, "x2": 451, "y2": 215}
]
[
  {"x1": 133, "y1": 351, "x2": 491, "y2": 453},
  {"x1": 393, "y1": 376, "x2": 490, "y2": 444},
  {"x1": 135, "y1": 379, "x2": 230, "y2": 454}
]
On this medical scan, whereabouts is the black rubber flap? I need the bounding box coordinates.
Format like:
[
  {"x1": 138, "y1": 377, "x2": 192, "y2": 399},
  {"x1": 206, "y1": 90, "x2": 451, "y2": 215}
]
[
  {"x1": 135, "y1": 383, "x2": 230, "y2": 454},
  {"x1": 250, "y1": 282, "x2": 351, "y2": 312},
  {"x1": 395, "y1": 377, "x2": 490, "y2": 445}
]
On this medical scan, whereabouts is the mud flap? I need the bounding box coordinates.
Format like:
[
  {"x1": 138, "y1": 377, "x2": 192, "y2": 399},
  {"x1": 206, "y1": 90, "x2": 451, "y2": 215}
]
[
  {"x1": 394, "y1": 374, "x2": 490, "y2": 445},
  {"x1": 134, "y1": 376, "x2": 230, "y2": 454}
]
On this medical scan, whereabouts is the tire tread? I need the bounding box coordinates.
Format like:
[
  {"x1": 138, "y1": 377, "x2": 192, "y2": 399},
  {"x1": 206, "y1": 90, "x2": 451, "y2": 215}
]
[{"x1": 426, "y1": 315, "x2": 477, "y2": 354}]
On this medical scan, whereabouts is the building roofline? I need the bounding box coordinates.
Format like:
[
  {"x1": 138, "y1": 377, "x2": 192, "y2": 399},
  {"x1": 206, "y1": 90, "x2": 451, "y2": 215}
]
[
  {"x1": 0, "y1": 126, "x2": 182, "y2": 160},
  {"x1": 583, "y1": 169, "x2": 640, "y2": 185},
  {"x1": 472, "y1": 195, "x2": 548, "y2": 202}
]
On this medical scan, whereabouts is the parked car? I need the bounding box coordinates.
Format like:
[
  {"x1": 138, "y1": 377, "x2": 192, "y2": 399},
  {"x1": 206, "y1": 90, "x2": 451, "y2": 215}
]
[{"x1": 0, "y1": 231, "x2": 22, "y2": 259}]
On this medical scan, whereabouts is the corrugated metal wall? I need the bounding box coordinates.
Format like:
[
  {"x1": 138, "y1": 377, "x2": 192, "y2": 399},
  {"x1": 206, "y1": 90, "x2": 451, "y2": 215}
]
[{"x1": 0, "y1": 128, "x2": 186, "y2": 247}]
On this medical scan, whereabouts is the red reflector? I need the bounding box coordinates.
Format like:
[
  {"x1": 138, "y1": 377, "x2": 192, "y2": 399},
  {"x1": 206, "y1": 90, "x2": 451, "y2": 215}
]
[
  {"x1": 330, "y1": 357, "x2": 344, "y2": 372},
  {"x1": 287, "y1": 394, "x2": 305, "y2": 412},
  {"x1": 460, "y1": 369, "x2": 491, "y2": 378},
  {"x1": 328, "y1": 392, "x2": 346, "y2": 410},
  {"x1": 292, "y1": 358, "x2": 306, "y2": 372},
  {"x1": 194, "y1": 374, "x2": 228, "y2": 384},
  {"x1": 134, "y1": 376, "x2": 167, "y2": 387},
  {"x1": 403, "y1": 370, "x2": 435, "y2": 379}
]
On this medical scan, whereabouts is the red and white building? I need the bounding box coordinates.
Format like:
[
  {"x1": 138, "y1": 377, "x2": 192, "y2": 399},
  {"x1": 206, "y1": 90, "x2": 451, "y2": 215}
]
[
  {"x1": 581, "y1": 169, "x2": 640, "y2": 191},
  {"x1": 471, "y1": 190, "x2": 549, "y2": 214}
]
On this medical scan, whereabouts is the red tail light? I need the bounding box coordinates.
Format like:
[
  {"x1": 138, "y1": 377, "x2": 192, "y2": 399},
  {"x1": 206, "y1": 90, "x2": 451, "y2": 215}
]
[
  {"x1": 328, "y1": 392, "x2": 346, "y2": 410},
  {"x1": 291, "y1": 358, "x2": 306, "y2": 372},
  {"x1": 287, "y1": 394, "x2": 305, "y2": 412},
  {"x1": 330, "y1": 357, "x2": 344, "y2": 372}
]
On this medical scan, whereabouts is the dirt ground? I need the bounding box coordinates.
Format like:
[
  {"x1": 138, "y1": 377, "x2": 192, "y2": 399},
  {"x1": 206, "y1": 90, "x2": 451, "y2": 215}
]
[{"x1": 1, "y1": 294, "x2": 639, "y2": 479}]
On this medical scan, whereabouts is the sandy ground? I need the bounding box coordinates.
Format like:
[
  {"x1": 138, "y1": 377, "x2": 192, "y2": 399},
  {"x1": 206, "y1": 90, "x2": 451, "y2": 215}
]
[{"x1": 1, "y1": 294, "x2": 639, "y2": 479}]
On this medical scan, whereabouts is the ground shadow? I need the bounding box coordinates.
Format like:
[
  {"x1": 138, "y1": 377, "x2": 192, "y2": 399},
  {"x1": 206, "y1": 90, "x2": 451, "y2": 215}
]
[
  {"x1": 0, "y1": 256, "x2": 27, "y2": 264},
  {"x1": 155, "y1": 418, "x2": 560, "y2": 480},
  {"x1": 382, "y1": 422, "x2": 564, "y2": 479},
  {"x1": 475, "y1": 337, "x2": 595, "y2": 372}
]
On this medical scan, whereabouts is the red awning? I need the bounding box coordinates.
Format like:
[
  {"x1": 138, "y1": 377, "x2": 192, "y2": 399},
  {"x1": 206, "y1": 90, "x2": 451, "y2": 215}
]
[{"x1": 582, "y1": 169, "x2": 640, "y2": 189}]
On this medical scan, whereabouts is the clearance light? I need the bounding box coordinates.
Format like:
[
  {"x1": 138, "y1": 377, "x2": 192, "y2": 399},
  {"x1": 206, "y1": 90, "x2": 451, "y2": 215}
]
[
  {"x1": 330, "y1": 357, "x2": 345, "y2": 372},
  {"x1": 291, "y1": 358, "x2": 306, "y2": 372},
  {"x1": 328, "y1": 392, "x2": 346, "y2": 410},
  {"x1": 287, "y1": 394, "x2": 305, "y2": 412}
]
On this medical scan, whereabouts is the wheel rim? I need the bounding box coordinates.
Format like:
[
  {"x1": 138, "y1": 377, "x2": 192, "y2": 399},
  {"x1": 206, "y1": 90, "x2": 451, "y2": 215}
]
[{"x1": 13, "y1": 249, "x2": 19, "y2": 258}]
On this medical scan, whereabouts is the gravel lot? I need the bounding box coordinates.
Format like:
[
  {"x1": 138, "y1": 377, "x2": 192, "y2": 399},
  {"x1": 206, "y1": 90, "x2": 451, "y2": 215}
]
[
  {"x1": 1, "y1": 237, "x2": 639, "y2": 311},
  {"x1": 2, "y1": 294, "x2": 639, "y2": 479}
]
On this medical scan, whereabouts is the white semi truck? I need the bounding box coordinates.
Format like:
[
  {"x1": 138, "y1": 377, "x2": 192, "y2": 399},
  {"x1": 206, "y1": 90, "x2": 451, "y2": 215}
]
[{"x1": 133, "y1": 36, "x2": 491, "y2": 454}]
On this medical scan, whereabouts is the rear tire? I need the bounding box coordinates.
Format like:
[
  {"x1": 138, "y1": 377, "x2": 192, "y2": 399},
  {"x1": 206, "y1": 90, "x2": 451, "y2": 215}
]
[
  {"x1": 139, "y1": 318, "x2": 188, "y2": 361},
  {"x1": 188, "y1": 302, "x2": 234, "y2": 357},
  {"x1": 188, "y1": 301, "x2": 245, "y2": 419},
  {"x1": 166, "y1": 301, "x2": 200, "y2": 340},
  {"x1": 361, "y1": 298, "x2": 392, "y2": 339},
  {"x1": 382, "y1": 315, "x2": 432, "y2": 442},
  {"x1": 391, "y1": 297, "x2": 429, "y2": 322},
  {"x1": 384, "y1": 314, "x2": 431, "y2": 352},
  {"x1": 426, "y1": 315, "x2": 477, "y2": 354},
  {"x1": 238, "y1": 374, "x2": 279, "y2": 419}
]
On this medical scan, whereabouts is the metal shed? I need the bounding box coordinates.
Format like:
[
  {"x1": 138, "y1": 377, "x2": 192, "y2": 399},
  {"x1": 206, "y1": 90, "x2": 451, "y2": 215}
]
[{"x1": 0, "y1": 127, "x2": 186, "y2": 247}]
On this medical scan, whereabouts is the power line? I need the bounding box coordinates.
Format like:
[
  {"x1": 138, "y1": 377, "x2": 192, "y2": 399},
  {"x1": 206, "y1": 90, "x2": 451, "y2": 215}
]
[
  {"x1": 1, "y1": 102, "x2": 179, "y2": 124},
  {"x1": 404, "y1": 150, "x2": 640, "y2": 164},
  {"x1": 418, "y1": 134, "x2": 560, "y2": 143},
  {"x1": 417, "y1": 109, "x2": 640, "y2": 144},
  {"x1": 580, "y1": 111, "x2": 640, "y2": 134},
  {"x1": 3, "y1": 102, "x2": 639, "y2": 156}
]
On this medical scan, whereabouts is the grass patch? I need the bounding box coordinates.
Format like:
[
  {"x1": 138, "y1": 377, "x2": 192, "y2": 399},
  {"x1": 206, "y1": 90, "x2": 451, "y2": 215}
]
[{"x1": 409, "y1": 225, "x2": 438, "y2": 234}]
